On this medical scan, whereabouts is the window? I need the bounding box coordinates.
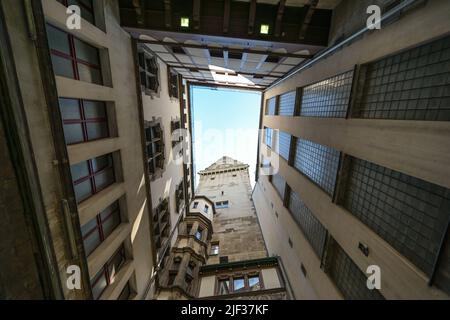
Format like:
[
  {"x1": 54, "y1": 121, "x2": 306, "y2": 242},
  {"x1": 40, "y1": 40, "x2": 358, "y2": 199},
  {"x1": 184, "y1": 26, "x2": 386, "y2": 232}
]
[
  {"x1": 56, "y1": 0, "x2": 95, "y2": 25},
  {"x1": 171, "y1": 119, "x2": 183, "y2": 156},
  {"x1": 70, "y1": 154, "x2": 115, "y2": 203},
  {"x1": 195, "y1": 228, "x2": 203, "y2": 241},
  {"x1": 215, "y1": 201, "x2": 229, "y2": 209},
  {"x1": 204, "y1": 205, "x2": 209, "y2": 214},
  {"x1": 264, "y1": 127, "x2": 273, "y2": 148},
  {"x1": 59, "y1": 98, "x2": 109, "y2": 145},
  {"x1": 153, "y1": 198, "x2": 170, "y2": 251},
  {"x1": 218, "y1": 279, "x2": 230, "y2": 295},
  {"x1": 118, "y1": 282, "x2": 132, "y2": 300},
  {"x1": 219, "y1": 256, "x2": 229, "y2": 264},
  {"x1": 210, "y1": 243, "x2": 219, "y2": 256},
  {"x1": 138, "y1": 46, "x2": 159, "y2": 93},
  {"x1": 193, "y1": 202, "x2": 199, "y2": 209},
  {"x1": 168, "y1": 67, "x2": 180, "y2": 98},
  {"x1": 46, "y1": 24, "x2": 102, "y2": 85},
  {"x1": 175, "y1": 181, "x2": 185, "y2": 213},
  {"x1": 81, "y1": 201, "x2": 121, "y2": 256},
  {"x1": 186, "y1": 224, "x2": 193, "y2": 235},
  {"x1": 248, "y1": 275, "x2": 261, "y2": 291},
  {"x1": 233, "y1": 277, "x2": 245, "y2": 292},
  {"x1": 279, "y1": 91, "x2": 296, "y2": 116},
  {"x1": 90, "y1": 246, "x2": 126, "y2": 300},
  {"x1": 270, "y1": 173, "x2": 286, "y2": 200},
  {"x1": 145, "y1": 122, "x2": 164, "y2": 177},
  {"x1": 216, "y1": 273, "x2": 263, "y2": 295},
  {"x1": 265, "y1": 97, "x2": 276, "y2": 115},
  {"x1": 278, "y1": 131, "x2": 291, "y2": 161}
]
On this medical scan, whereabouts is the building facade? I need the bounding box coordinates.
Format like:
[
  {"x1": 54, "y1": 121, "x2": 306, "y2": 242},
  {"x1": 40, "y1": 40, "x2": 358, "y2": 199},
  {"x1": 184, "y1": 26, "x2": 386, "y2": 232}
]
[
  {"x1": 1, "y1": 0, "x2": 449, "y2": 301},
  {"x1": 254, "y1": 0, "x2": 450, "y2": 300}
]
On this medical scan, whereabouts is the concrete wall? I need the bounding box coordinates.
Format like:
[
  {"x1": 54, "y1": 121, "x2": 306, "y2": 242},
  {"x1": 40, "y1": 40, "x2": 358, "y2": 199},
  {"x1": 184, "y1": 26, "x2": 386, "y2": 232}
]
[{"x1": 256, "y1": 0, "x2": 450, "y2": 299}]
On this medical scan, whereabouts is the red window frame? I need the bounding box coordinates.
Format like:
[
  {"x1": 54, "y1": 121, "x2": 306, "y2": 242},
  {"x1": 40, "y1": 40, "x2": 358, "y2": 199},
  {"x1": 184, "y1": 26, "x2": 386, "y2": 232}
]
[
  {"x1": 60, "y1": 98, "x2": 109, "y2": 145},
  {"x1": 47, "y1": 24, "x2": 103, "y2": 85},
  {"x1": 57, "y1": 0, "x2": 95, "y2": 24},
  {"x1": 72, "y1": 154, "x2": 115, "y2": 203},
  {"x1": 81, "y1": 201, "x2": 121, "y2": 256},
  {"x1": 90, "y1": 246, "x2": 126, "y2": 300}
]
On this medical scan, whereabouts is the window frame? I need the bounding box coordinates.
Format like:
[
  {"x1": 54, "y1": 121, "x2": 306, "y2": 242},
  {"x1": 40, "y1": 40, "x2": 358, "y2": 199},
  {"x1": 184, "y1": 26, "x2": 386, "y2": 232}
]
[
  {"x1": 81, "y1": 201, "x2": 121, "y2": 256},
  {"x1": 59, "y1": 98, "x2": 109, "y2": 145},
  {"x1": 215, "y1": 272, "x2": 264, "y2": 296},
  {"x1": 90, "y1": 245, "x2": 127, "y2": 300},
  {"x1": 168, "y1": 66, "x2": 180, "y2": 98},
  {"x1": 47, "y1": 24, "x2": 103, "y2": 85},
  {"x1": 71, "y1": 153, "x2": 115, "y2": 204},
  {"x1": 145, "y1": 121, "x2": 165, "y2": 179},
  {"x1": 138, "y1": 46, "x2": 160, "y2": 94}
]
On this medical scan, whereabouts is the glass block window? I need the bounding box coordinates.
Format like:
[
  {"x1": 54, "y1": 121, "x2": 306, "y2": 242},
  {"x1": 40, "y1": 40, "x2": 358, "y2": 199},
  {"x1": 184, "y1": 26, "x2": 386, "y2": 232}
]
[
  {"x1": 271, "y1": 173, "x2": 286, "y2": 199},
  {"x1": 59, "y1": 98, "x2": 109, "y2": 145},
  {"x1": 70, "y1": 154, "x2": 115, "y2": 203},
  {"x1": 265, "y1": 97, "x2": 276, "y2": 116},
  {"x1": 279, "y1": 91, "x2": 296, "y2": 116},
  {"x1": 324, "y1": 237, "x2": 385, "y2": 300},
  {"x1": 353, "y1": 35, "x2": 450, "y2": 120},
  {"x1": 264, "y1": 127, "x2": 273, "y2": 149},
  {"x1": 145, "y1": 123, "x2": 164, "y2": 176},
  {"x1": 56, "y1": 0, "x2": 95, "y2": 25},
  {"x1": 293, "y1": 139, "x2": 340, "y2": 197},
  {"x1": 342, "y1": 157, "x2": 450, "y2": 277},
  {"x1": 46, "y1": 24, "x2": 103, "y2": 85},
  {"x1": 90, "y1": 245, "x2": 126, "y2": 300},
  {"x1": 138, "y1": 47, "x2": 159, "y2": 93},
  {"x1": 300, "y1": 71, "x2": 353, "y2": 118},
  {"x1": 278, "y1": 131, "x2": 291, "y2": 161},
  {"x1": 81, "y1": 201, "x2": 121, "y2": 256},
  {"x1": 288, "y1": 188, "x2": 327, "y2": 258}
]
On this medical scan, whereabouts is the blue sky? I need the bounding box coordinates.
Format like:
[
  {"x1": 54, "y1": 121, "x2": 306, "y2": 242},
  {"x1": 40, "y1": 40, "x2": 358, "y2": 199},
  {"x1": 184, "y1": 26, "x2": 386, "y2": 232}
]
[{"x1": 191, "y1": 86, "x2": 262, "y2": 187}]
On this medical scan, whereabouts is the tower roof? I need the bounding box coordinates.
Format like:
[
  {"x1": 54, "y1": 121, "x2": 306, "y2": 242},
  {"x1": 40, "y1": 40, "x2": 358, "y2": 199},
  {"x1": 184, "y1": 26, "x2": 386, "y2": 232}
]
[{"x1": 199, "y1": 156, "x2": 249, "y2": 175}]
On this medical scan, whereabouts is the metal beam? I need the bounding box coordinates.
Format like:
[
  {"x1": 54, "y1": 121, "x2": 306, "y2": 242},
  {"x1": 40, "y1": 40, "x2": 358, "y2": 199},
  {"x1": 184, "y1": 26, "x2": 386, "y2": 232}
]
[
  {"x1": 248, "y1": 0, "x2": 257, "y2": 35},
  {"x1": 299, "y1": 0, "x2": 319, "y2": 40},
  {"x1": 193, "y1": 0, "x2": 201, "y2": 30},
  {"x1": 164, "y1": 0, "x2": 171, "y2": 28},
  {"x1": 274, "y1": 0, "x2": 286, "y2": 37},
  {"x1": 223, "y1": 0, "x2": 230, "y2": 33},
  {"x1": 137, "y1": 39, "x2": 313, "y2": 59},
  {"x1": 167, "y1": 64, "x2": 282, "y2": 79}
]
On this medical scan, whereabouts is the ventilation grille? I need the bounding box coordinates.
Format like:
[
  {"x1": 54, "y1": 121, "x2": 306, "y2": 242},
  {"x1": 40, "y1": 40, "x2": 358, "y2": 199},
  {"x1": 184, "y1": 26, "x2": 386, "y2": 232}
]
[
  {"x1": 300, "y1": 71, "x2": 354, "y2": 118},
  {"x1": 293, "y1": 139, "x2": 340, "y2": 197},
  {"x1": 353, "y1": 35, "x2": 450, "y2": 120},
  {"x1": 343, "y1": 157, "x2": 450, "y2": 278}
]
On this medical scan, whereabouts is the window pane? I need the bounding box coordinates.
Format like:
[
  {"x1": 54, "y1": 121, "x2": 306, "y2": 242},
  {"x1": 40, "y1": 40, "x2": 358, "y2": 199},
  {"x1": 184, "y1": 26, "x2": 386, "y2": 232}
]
[
  {"x1": 86, "y1": 122, "x2": 108, "y2": 140},
  {"x1": 118, "y1": 283, "x2": 131, "y2": 300},
  {"x1": 91, "y1": 155, "x2": 111, "y2": 172},
  {"x1": 63, "y1": 123, "x2": 84, "y2": 145},
  {"x1": 74, "y1": 38, "x2": 99, "y2": 65},
  {"x1": 91, "y1": 270, "x2": 107, "y2": 300},
  {"x1": 233, "y1": 278, "x2": 245, "y2": 292},
  {"x1": 83, "y1": 100, "x2": 106, "y2": 119},
  {"x1": 108, "y1": 249, "x2": 125, "y2": 282},
  {"x1": 248, "y1": 276, "x2": 261, "y2": 291},
  {"x1": 70, "y1": 161, "x2": 90, "y2": 181},
  {"x1": 83, "y1": 229, "x2": 101, "y2": 256},
  {"x1": 94, "y1": 169, "x2": 114, "y2": 191},
  {"x1": 51, "y1": 55, "x2": 75, "y2": 79},
  {"x1": 77, "y1": 63, "x2": 102, "y2": 85},
  {"x1": 218, "y1": 280, "x2": 230, "y2": 295},
  {"x1": 80, "y1": 216, "x2": 98, "y2": 237},
  {"x1": 101, "y1": 210, "x2": 121, "y2": 239},
  {"x1": 46, "y1": 24, "x2": 70, "y2": 54},
  {"x1": 74, "y1": 179, "x2": 92, "y2": 203},
  {"x1": 59, "y1": 98, "x2": 81, "y2": 120}
]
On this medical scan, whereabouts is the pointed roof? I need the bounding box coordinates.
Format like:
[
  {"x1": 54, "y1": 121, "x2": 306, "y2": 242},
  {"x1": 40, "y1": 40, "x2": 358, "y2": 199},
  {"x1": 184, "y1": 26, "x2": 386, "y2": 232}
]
[{"x1": 199, "y1": 156, "x2": 248, "y2": 175}]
